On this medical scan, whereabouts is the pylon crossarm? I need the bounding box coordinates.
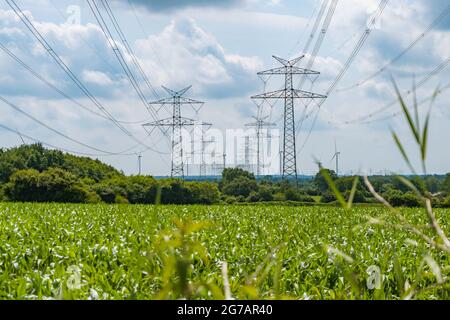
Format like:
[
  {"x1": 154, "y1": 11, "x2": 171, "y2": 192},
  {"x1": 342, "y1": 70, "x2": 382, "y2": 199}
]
[
  {"x1": 162, "y1": 85, "x2": 192, "y2": 97},
  {"x1": 252, "y1": 89, "x2": 327, "y2": 100},
  {"x1": 257, "y1": 66, "x2": 320, "y2": 76},
  {"x1": 178, "y1": 97, "x2": 205, "y2": 105},
  {"x1": 175, "y1": 85, "x2": 193, "y2": 97},
  {"x1": 292, "y1": 90, "x2": 327, "y2": 99},
  {"x1": 272, "y1": 55, "x2": 305, "y2": 67},
  {"x1": 142, "y1": 117, "x2": 199, "y2": 127},
  {"x1": 148, "y1": 98, "x2": 176, "y2": 105}
]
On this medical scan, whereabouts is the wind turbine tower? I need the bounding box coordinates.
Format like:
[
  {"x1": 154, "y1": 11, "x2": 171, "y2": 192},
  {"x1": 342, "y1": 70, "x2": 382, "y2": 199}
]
[{"x1": 331, "y1": 141, "x2": 341, "y2": 176}]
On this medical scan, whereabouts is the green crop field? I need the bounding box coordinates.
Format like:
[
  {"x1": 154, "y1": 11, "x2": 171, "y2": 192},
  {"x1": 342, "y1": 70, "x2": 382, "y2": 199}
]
[{"x1": 0, "y1": 203, "x2": 449, "y2": 300}]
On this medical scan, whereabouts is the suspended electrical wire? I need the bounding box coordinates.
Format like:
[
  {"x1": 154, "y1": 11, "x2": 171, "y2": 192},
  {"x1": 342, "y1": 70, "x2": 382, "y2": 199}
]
[
  {"x1": 295, "y1": 0, "x2": 340, "y2": 136},
  {"x1": 126, "y1": 0, "x2": 171, "y2": 79},
  {"x1": 297, "y1": 0, "x2": 390, "y2": 153},
  {"x1": 86, "y1": 0, "x2": 159, "y2": 120},
  {"x1": 298, "y1": 0, "x2": 339, "y2": 89},
  {"x1": 0, "y1": 42, "x2": 152, "y2": 125},
  {"x1": 101, "y1": 0, "x2": 160, "y2": 100},
  {"x1": 302, "y1": 0, "x2": 330, "y2": 56},
  {"x1": 337, "y1": 5, "x2": 450, "y2": 92},
  {"x1": 47, "y1": 0, "x2": 121, "y2": 74},
  {"x1": 342, "y1": 57, "x2": 450, "y2": 124},
  {"x1": 355, "y1": 82, "x2": 450, "y2": 125},
  {"x1": 5, "y1": 0, "x2": 151, "y2": 149},
  {"x1": 287, "y1": 0, "x2": 320, "y2": 57},
  {"x1": 0, "y1": 96, "x2": 170, "y2": 156},
  {"x1": 0, "y1": 121, "x2": 131, "y2": 157}
]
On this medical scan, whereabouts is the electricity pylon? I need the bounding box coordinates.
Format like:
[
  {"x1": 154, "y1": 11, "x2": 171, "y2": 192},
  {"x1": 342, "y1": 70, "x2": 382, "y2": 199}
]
[
  {"x1": 143, "y1": 86, "x2": 209, "y2": 178},
  {"x1": 251, "y1": 55, "x2": 327, "y2": 182},
  {"x1": 245, "y1": 116, "x2": 276, "y2": 176}
]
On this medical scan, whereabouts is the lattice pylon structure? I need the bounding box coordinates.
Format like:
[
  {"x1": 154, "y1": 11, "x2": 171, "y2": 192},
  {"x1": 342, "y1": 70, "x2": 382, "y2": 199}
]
[
  {"x1": 143, "y1": 86, "x2": 208, "y2": 178},
  {"x1": 251, "y1": 55, "x2": 327, "y2": 182},
  {"x1": 245, "y1": 116, "x2": 276, "y2": 176}
]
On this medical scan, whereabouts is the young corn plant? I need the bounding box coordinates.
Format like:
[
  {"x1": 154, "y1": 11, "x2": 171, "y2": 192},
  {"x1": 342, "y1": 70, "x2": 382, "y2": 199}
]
[
  {"x1": 363, "y1": 81, "x2": 449, "y2": 299},
  {"x1": 152, "y1": 218, "x2": 223, "y2": 300},
  {"x1": 321, "y1": 82, "x2": 449, "y2": 299}
]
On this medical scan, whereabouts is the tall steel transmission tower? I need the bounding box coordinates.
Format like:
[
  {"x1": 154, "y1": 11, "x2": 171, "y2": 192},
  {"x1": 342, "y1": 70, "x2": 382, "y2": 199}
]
[
  {"x1": 245, "y1": 116, "x2": 276, "y2": 176},
  {"x1": 251, "y1": 55, "x2": 327, "y2": 181},
  {"x1": 143, "y1": 86, "x2": 207, "y2": 178}
]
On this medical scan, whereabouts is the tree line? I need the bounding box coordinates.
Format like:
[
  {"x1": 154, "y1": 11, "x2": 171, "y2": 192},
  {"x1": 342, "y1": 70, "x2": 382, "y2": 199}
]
[{"x1": 0, "y1": 144, "x2": 449, "y2": 207}]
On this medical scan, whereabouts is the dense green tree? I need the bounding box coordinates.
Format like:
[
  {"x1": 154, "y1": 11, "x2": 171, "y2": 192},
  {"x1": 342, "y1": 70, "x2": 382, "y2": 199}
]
[
  {"x1": 0, "y1": 144, "x2": 121, "y2": 183},
  {"x1": 314, "y1": 169, "x2": 337, "y2": 192},
  {"x1": 443, "y1": 173, "x2": 450, "y2": 195},
  {"x1": 4, "y1": 168, "x2": 99, "y2": 203},
  {"x1": 424, "y1": 176, "x2": 442, "y2": 193},
  {"x1": 222, "y1": 176, "x2": 258, "y2": 198},
  {"x1": 222, "y1": 168, "x2": 255, "y2": 185}
]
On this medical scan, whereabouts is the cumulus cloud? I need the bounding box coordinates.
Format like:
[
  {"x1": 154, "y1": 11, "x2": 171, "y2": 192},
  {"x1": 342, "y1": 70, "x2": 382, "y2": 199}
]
[
  {"x1": 0, "y1": 8, "x2": 129, "y2": 99},
  {"x1": 134, "y1": 18, "x2": 262, "y2": 98},
  {"x1": 0, "y1": 8, "x2": 260, "y2": 100},
  {"x1": 119, "y1": 0, "x2": 245, "y2": 12}
]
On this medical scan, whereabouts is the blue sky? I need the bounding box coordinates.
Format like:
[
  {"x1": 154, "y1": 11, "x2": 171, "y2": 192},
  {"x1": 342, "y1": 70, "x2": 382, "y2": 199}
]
[{"x1": 0, "y1": 0, "x2": 449, "y2": 176}]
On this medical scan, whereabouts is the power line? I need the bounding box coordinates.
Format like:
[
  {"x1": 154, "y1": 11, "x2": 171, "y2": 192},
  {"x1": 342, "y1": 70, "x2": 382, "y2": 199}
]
[
  {"x1": 0, "y1": 121, "x2": 129, "y2": 157},
  {"x1": 337, "y1": 5, "x2": 450, "y2": 92},
  {"x1": 287, "y1": 0, "x2": 320, "y2": 57},
  {"x1": 86, "y1": 0, "x2": 159, "y2": 121},
  {"x1": 297, "y1": 0, "x2": 390, "y2": 154},
  {"x1": 0, "y1": 42, "x2": 152, "y2": 125},
  {"x1": 299, "y1": 0, "x2": 339, "y2": 89},
  {"x1": 5, "y1": 0, "x2": 150, "y2": 149},
  {"x1": 0, "y1": 95, "x2": 169, "y2": 156},
  {"x1": 126, "y1": 0, "x2": 171, "y2": 79},
  {"x1": 101, "y1": 0, "x2": 160, "y2": 100},
  {"x1": 302, "y1": 0, "x2": 330, "y2": 56},
  {"x1": 354, "y1": 82, "x2": 450, "y2": 125},
  {"x1": 47, "y1": 0, "x2": 121, "y2": 74},
  {"x1": 342, "y1": 57, "x2": 450, "y2": 124},
  {"x1": 295, "y1": 0, "x2": 339, "y2": 136}
]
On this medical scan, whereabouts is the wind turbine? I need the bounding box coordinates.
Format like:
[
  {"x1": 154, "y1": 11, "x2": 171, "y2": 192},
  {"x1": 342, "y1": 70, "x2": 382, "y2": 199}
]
[{"x1": 331, "y1": 141, "x2": 341, "y2": 176}]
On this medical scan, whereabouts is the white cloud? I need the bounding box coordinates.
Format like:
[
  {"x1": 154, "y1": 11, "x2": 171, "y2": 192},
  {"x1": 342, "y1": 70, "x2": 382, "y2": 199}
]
[
  {"x1": 82, "y1": 70, "x2": 114, "y2": 86},
  {"x1": 135, "y1": 18, "x2": 263, "y2": 98}
]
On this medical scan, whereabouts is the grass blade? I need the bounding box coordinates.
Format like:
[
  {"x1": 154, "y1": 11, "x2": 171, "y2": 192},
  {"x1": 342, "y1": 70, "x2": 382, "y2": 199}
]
[
  {"x1": 391, "y1": 131, "x2": 416, "y2": 175},
  {"x1": 392, "y1": 79, "x2": 421, "y2": 145},
  {"x1": 321, "y1": 168, "x2": 347, "y2": 209},
  {"x1": 347, "y1": 176, "x2": 359, "y2": 209}
]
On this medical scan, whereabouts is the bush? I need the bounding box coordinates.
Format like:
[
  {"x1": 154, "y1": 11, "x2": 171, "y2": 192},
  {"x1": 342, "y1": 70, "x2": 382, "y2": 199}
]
[
  {"x1": 383, "y1": 190, "x2": 422, "y2": 207},
  {"x1": 93, "y1": 184, "x2": 117, "y2": 203},
  {"x1": 222, "y1": 176, "x2": 258, "y2": 198},
  {"x1": 442, "y1": 196, "x2": 450, "y2": 208},
  {"x1": 4, "y1": 168, "x2": 95, "y2": 203},
  {"x1": 186, "y1": 181, "x2": 220, "y2": 204},
  {"x1": 321, "y1": 191, "x2": 337, "y2": 203},
  {"x1": 273, "y1": 192, "x2": 286, "y2": 202},
  {"x1": 256, "y1": 186, "x2": 274, "y2": 202},
  {"x1": 223, "y1": 196, "x2": 237, "y2": 204},
  {"x1": 344, "y1": 189, "x2": 366, "y2": 203},
  {"x1": 115, "y1": 195, "x2": 129, "y2": 204},
  {"x1": 0, "y1": 185, "x2": 5, "y2": 202},
  {"x1": 247, "y1": 191, "x2": 260, "y2": 203}
]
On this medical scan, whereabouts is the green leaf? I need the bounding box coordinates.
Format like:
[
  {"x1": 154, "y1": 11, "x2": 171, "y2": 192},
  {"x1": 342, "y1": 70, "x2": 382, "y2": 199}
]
[
  {"x1": 347, "y1": 176, "x2": 360, "y2": 210},
  {"x1": 393, "y1": 254, "x2": 405, "y2": 297},
  {"x1": 392, "y1": 79, "x2": 421, "y2": 145},
  {"x1": 412, "y1": 79, "x2": 420, "y2": 134},
  {"x1": 321, "y1": 168, "x2": 347, "y2": 209},
  {"x1": 396, "y1": 176, "x2": 422, "y2": 198},
  {"x1": 391, "y1": 131, "x2": 416, "y2": 175}
]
